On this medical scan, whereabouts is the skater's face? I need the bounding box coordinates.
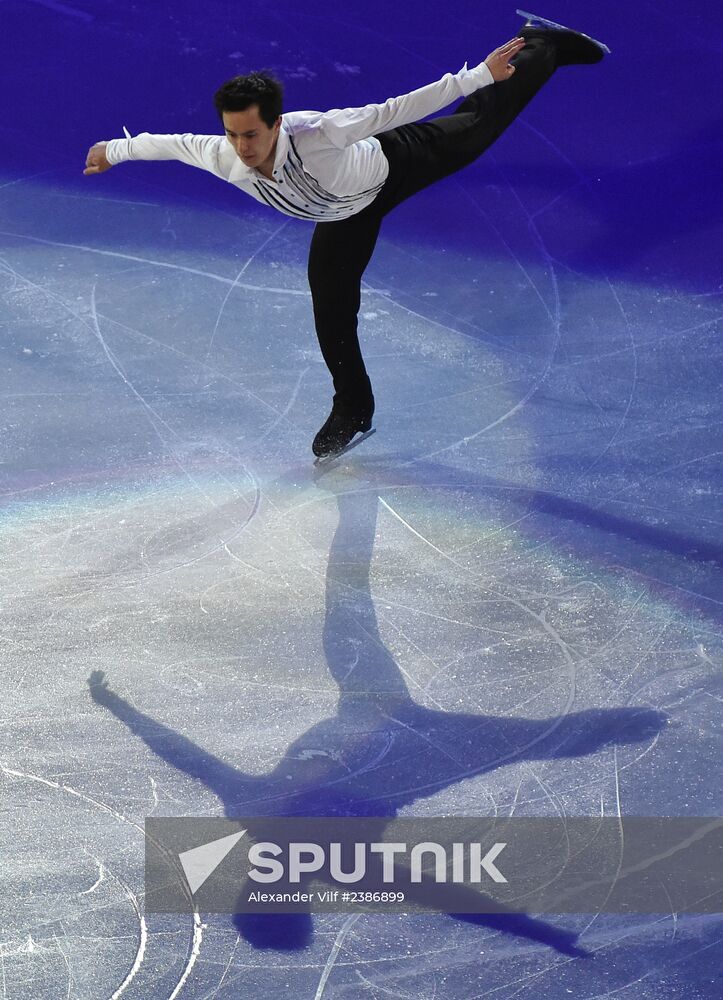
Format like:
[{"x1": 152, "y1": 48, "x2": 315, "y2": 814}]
[{"x1": 222, "y1": 106, "x2": 281, "y2": 170}]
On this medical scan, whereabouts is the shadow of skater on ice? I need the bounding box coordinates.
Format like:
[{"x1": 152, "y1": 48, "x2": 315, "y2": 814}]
[{"x1": 89, "y1": 473, "x2": 666, "y2": 956}]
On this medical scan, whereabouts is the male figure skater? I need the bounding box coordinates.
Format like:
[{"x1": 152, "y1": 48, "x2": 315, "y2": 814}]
[{"x1": 84, "y1": 12, "x2": 608, "y2": 458}]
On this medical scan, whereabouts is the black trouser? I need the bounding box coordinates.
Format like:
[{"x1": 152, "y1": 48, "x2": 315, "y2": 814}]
[{"x1": 306, "y1": 34, "x2": 557, "y2": 412}]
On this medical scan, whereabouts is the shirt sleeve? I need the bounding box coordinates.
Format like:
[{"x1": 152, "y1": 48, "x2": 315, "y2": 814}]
[
  {"x1": 104, "y1": 132, "x2": 227, "y2": 177},
  {"x1": 318, "y1": 62, "x2": 494, "y2": 149}
]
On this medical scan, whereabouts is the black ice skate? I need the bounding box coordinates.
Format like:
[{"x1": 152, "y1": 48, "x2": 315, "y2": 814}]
[
  {"x1": 312, "y1": 400, "x2": 375, "y2": 461},
  {"x1": 516, "y1": 9, "x2": 610, "y2": 64}
]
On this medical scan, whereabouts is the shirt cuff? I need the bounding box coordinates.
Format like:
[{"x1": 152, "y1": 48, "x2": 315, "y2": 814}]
[
  {"x1": 104, "y1": 138, "x2": 131, "y2": 165},
  {"x1": 457, "y1": 60, "x2": 495, "y2": 96}
]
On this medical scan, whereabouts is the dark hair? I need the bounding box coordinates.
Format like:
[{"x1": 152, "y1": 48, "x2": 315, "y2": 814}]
[{"x1": 213, "y1": 71, "x2": 283, "y2": 128}]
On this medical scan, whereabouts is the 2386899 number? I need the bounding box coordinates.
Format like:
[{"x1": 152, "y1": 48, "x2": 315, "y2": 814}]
[{"x1": 345, "y1": 891, "x2": 405, "y2": 903}]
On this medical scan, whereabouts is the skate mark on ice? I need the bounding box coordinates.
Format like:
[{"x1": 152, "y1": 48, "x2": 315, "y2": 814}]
[
  {"x1": 0, "y1": 230, "x2": 310, "y2": 298},
  {"x1": 0, "y1": 170, "x2": 57, "y2": 192},
  {"x1": 0, "y1": 759, "x2": 205, "y2": 999},
  {"x1": 583, "y1": 278, "x2": 639, "y2": 472},
  {"x1": 88, "y1": 285, "x2": 232, "y2": 512},
  {"x1": 314, "y1": 914, "x2": 362, "y2": 1000},
  {"x1": 416, "y1": 164, "x2": 562, "y2": 460},
  {"x1": 198, "y1": 218, "x2": 290, "y2": 379}
]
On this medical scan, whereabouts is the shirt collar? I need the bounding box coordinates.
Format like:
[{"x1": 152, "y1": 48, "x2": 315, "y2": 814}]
[
  {"x1": 227, "y1": 118, "x2": 290, "y2": 184},
  {"x1": 272, "y1": 120, "x2": 290, "y2": 171}
]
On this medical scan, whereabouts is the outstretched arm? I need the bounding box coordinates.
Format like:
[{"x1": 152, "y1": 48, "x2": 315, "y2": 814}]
[
  {"x1": 83, "y1": 132, "x2": 227, "y2": 177},
  {"x1": 87, "y1": 670, "x2": 256, "y2": 805},
  {"x1": 319, "y1": 37, "x2": 525, "y2": 149}
]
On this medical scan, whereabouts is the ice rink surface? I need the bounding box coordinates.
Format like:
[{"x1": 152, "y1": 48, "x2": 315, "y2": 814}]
[{"x1": 1, "y1": 1, "x2": 721, "y2": 997}]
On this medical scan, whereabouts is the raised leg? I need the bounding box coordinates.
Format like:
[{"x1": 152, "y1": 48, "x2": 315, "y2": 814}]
[{"x1": 376, "y1": 33, "x2": 558, "y2": 211}]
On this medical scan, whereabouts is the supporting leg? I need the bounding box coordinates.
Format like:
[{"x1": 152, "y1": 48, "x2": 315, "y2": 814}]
[
  {"x1": 307, "y1": 207, "x2": 384, "y2": 455},
  {"x1": 307, "y1": 208, "x2": 383, "y2": 411}
]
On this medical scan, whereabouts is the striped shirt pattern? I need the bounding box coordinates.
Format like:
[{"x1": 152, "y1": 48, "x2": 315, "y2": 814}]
[{"x1": 251, "y1": 137, "x2": 385, "y2": 221}]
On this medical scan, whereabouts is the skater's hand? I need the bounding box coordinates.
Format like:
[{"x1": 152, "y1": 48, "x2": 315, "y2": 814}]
[
  {"x1": 88, "y1": 669, "x2": 112, "y2": 703},
  {"x1": 83, "y1": 142, "x2": 112, "y2": 175},
  {"x1": 484, "y1": 36, "x2": 526, "y2": 81}
]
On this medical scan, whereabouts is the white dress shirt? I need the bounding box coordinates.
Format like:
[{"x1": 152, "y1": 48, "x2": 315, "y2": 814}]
[{"x1": 104, "y1": 62, "x2": 494, "y2": 222}]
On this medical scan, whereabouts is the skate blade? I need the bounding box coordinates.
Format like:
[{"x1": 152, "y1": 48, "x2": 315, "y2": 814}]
[
  {"x1": 516, "y1": 9, "x2": 611, "y2": 54},
  {"x1": 313, "y1": 428, "x2": 376, "y2": 465}
]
